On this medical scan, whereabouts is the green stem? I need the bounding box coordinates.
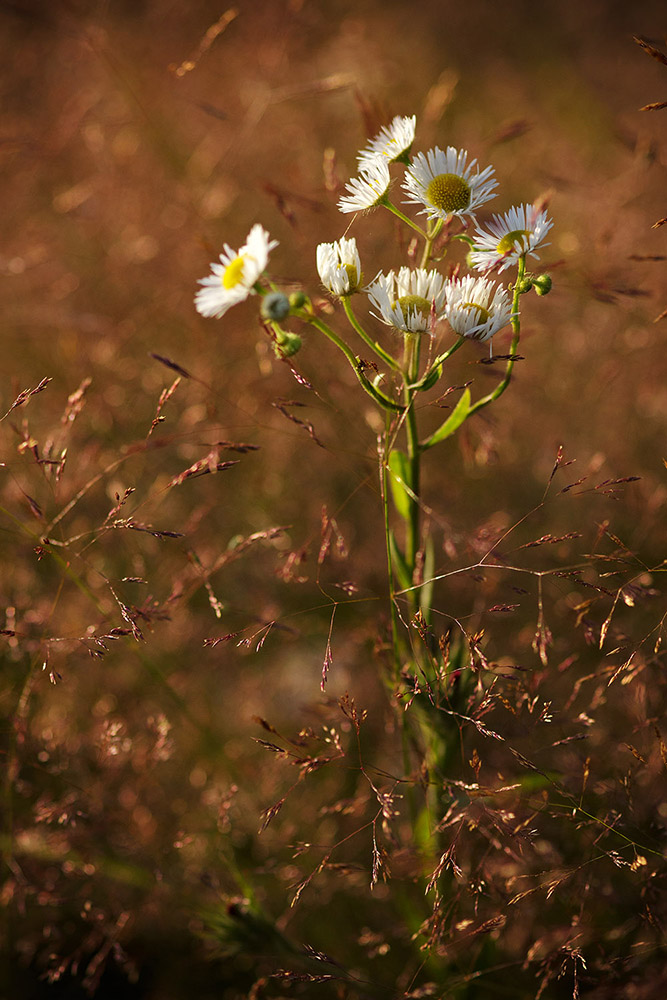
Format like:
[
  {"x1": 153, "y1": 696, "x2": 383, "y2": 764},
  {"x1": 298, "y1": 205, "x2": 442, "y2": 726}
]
[
  {"x1": 306, "y1": 315, "x2": 404, "y2": 413},
  {"x1": 467, "y1": 256, "x2": 525, "y2": 417},
  {"x1": 341, "y1": 297, "x2": 401, "y2": 371},
  {"x1": 409, "y1": 337, "x2": 465, "y2": 392},
  {"x1": 382, "y1": 200, "x2": 427, "y2": 238},
  {"x1": 402, "y1": 334, "x2": 422, "y2": 611},
  {"x1": 380, "y1": 425, "x2": 403, "y2": 682},
  {"x1": 419, "y1": 219, "x2": 444, "y2": 269}
]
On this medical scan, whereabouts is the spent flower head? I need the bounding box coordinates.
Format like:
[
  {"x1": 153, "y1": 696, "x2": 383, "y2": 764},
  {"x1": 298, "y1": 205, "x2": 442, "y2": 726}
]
[
  {"x1": 367, "y1": 267, "x2": 448, "y2": 334},
  {"x1": 338, "y1": 159, "x2": 391, "y2": 214},
  {"x1": 317, "y1": 237, "x2": 363, "y2": 296},
  {"x1": 357, "y1": 114, "x2": 416, "y2": 172},
  {"x1": 445, "y1": 274, "x2": 513, "y2": 343},
  {"x1": 403, "y1": 146, "x2": 497, "y2": 223},
  {"x1": 195, "y1": 224, "x2": 278, "y2": 319},
  {"x1": 469, "y1": 204, "x2": 553, "y2": 273}
]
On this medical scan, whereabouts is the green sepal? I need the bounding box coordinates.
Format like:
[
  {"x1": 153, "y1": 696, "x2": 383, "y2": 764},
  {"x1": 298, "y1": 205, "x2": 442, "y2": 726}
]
[
  {"x1": 388, "y1": 449, "x2": 412, "y2": 522},
  {"x1": 389, "y1": 530, "x2": 412, "y2": 592},
  {"x1": 422, "y1": 386, "x2": 471, "y2": 450}
]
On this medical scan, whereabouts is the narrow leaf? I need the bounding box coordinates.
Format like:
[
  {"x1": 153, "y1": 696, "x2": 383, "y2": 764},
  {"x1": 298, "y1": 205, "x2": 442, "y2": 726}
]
[
  {"x1": 422, "y1": 387, "x2": 471, "y2": 450},
  {"x1": 387, "y1": 450, "x2": 412, "y2": 522},
  {"x1": 389, "y1": 530, "x2": 412, "y2": 591}
]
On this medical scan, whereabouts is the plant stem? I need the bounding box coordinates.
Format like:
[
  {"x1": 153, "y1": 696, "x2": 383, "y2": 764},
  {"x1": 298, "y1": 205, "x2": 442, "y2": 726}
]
[
  {"x1": 402, "y1": 333, "x2": 422, "y2": 614},
  {"x1": 306, "y1": 315, "x2": 404, "y2": 413},
  {"x1": 419, "y1": 218, "x2": 444, "y2": 269},
  {"x1": 383, "y1": 200, "x2": 427, "y2": 237},
  {"x1": 341, "y1": 297, "x2": 401, "y2": 371},
  {"x1": 468, "y1": 255, "x2": 526, "y2": 417}
]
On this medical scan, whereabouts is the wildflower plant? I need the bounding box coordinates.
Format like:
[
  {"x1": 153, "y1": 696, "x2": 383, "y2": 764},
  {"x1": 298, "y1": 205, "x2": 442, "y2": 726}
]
[
  {"x1": 194, "y1": 112, "x2": 562, "y2": 981},
  {"x1": 195, "y1": 114, "x2": 553, "y2": 665}
]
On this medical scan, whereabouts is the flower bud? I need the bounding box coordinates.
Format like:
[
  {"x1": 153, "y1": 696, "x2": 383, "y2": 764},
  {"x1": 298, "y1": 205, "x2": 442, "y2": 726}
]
[
  {"x1": 274, "y1": 332, "x2": 302, "y2": 357},
  {"x1": 289, "y1": 291, "x2": 308, "y2": 310},
  {"x1": 533, "y1": 274, "x2": 552, "y2": 296},
  {"x1": 261, "y1": 291, "x2": 290, "y2": 321},
  {"x1": 515, "y1": 277, "x2": 534, "y2": 294}
]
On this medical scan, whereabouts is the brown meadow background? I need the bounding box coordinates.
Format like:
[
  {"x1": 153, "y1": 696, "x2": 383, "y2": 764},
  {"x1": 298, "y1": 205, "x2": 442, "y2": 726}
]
[{"x1": 1, "y1": 1, "x2": 666, "y2": 997}]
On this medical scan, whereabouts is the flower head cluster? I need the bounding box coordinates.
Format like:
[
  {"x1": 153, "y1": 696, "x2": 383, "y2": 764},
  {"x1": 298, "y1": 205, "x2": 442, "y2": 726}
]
[
  {"x1": 317, "y1": 237, "x2": 362, "y2": 296},
  {"x1": 444, "y1": 275, "x2": 514, "y2": 343},
  {"x1": 337, "y1": 158, "x2": 391, "y2": 214},
  {"x1": 470, "y1": 204, "x2": 553, "y2": 273},
  {"x1": 403, "y1": 146, "x2": 497, "y2": 223},
  {"x1": 194, "y1": 114, "x2": 552, "y2": 363},
  {"x1": 195, "y1": 225, "x2": 278, "y2": 319},
  {"x1": 367, "y1": 268, "x2": 448, "y2": 334},
  {"x1": 357, "y1": 115, "x2": 416, "y2": 172}
]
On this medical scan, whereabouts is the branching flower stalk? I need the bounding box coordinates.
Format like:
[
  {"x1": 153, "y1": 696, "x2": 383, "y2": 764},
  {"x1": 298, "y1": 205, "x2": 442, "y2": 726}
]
[{"x1": 195, "y1": 110, "x2": 553, "y2": 842}]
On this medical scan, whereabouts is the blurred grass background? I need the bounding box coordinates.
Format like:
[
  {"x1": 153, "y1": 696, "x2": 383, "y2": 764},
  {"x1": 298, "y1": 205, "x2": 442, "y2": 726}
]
[{"x1": 1, "y1": 0, "x2": 666, "y2": 997}]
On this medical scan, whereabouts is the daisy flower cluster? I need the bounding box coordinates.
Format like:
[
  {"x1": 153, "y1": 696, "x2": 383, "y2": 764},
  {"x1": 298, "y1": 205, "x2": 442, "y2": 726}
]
[{"x1": 194, "y1": 113, "x2": 552, "y2": 362}]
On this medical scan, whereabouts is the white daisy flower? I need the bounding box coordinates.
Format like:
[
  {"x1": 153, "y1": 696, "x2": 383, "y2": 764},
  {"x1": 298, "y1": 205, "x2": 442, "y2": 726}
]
[
  {"x1": 338, "y1": 158, "x2": 391, "y2": 214},
  {"x1": 469, "y1": 204, "x2": 553, "y2": 273},
  {"x1": 402, "y1": 146, "x2": 497, "y2": 223},
  {"x1": 367, "y1": 267, "x2": 448, "y2": 334},
  {"x1": 357, "y1": 114, "x2": 416, "y2": 171},
  {"x1": 444, "y1": 274, "x2": 513, "y2": 343},
  {"x1": 316, "y1": 237, "x2": 362, "y2": 296},
  {"x1": 195, "y1": 224, "x2": 278, "y2": 319}
]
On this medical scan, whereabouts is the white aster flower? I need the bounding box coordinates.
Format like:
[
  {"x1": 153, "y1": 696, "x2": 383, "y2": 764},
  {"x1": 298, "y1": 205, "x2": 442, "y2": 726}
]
[
  {"x1": 357, "y1": 114, "x2": 416, "y2": 171},
  {"x1": 469, "y1": 203, "x2": 553, "y2": 273},
  {"x1": 444, "y1": 274, "x2": 513, "y2": 343},
  {"x1": 317, "y1": 237, "x2": 362, "y2": 296},
  {"x1": 367, "y1": 267, "x2": 448, "y2": 334},
  {"x1": 402, "y1": 146, "x2": 497, "y2": 223},
  {"x1": 338, "y1": 158, "x2": 391, "y2": 214},
  {"x1": 195, "y1": 224, "x2": 278, "y2": 319}
]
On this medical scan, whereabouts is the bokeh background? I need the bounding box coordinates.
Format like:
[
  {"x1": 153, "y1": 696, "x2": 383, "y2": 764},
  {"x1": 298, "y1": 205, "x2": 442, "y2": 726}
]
[{"x1": 1, "y1": 1, "x2": 666, "y2": 997}]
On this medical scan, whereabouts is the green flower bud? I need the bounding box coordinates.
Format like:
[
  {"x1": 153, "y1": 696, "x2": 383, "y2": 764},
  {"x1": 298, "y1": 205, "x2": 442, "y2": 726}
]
[
  {"x1": 515, "y1": 277, "x2": 534, "y2": 294},
  {"x1": 289, "y1": 291, "x2": 308, "y2": 310},
  {"x1": 274, "y1": 332, "x2": 302, "y2": 358},
  {"x1": 533, "y1": 274, "x2": 552, "y2": 296},
  {"x1": 261, "y1": 292, "x2": 290, "y2": 321}
]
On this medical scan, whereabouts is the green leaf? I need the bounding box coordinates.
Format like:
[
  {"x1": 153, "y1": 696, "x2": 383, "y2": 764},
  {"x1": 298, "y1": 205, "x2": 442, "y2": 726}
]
[
  {"x1": 422, "y1": 387, "x2": 471, "y2": 450},
  {"x1": 388, "y1": 449, "x2": 412, "y2": 521},
  {"x1": 389, "y1": 530, "x2": 412, "y2": 591},
  {"x1": 419, "y1": 534, "x2": 435, "y2": 621}
]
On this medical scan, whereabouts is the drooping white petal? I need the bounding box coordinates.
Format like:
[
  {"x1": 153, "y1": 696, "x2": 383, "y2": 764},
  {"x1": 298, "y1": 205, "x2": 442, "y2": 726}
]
[
  {"x1": 357, "y1": 114, "x2": 416, "y2": 171},
  {"x1": 338, "y1": 159, "x2": 391, "y2": 214},
  {"x1": 444, "y1": 274, "x2": 513, "y2": 342}
]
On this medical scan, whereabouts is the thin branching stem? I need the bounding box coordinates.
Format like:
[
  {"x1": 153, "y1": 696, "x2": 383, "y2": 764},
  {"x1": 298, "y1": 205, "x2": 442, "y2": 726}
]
[
  {"x1": 468, "y1": 255, "x2": 526, "y2": 417},
  {"x1": 306, "y1": 315, "x2": 404, "y2": 413},
  {"x1": 341, "y1": 296, "x2": 401, "y2": 371}
]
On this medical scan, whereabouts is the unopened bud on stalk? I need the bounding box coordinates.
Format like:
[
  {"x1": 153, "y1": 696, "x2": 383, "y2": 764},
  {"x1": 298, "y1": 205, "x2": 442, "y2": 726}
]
[
  {"x1": 274, "y1": 331, "x2": 302, "y2": 358},
  {"x1": 289, "y1": 291, "x2": 308, "y2": 310},
  {"x1": 261, "y1": 291, "x2": 291, "y2": 321},
  {"x1": 515, "y1": 276, "x2": 534, "y2": 294},
  {"x1": 533, "y1": 274, "x2": 552, "y2": 296}
]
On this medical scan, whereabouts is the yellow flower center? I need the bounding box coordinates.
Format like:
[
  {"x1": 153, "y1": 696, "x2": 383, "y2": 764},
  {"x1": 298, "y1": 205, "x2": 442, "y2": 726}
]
[
  {"x1": 462, "y1": 301, "x2": 490, "y2": 323},
  {"x1": 343, "y1": 263, "x2": 360, "y2": 291},
  {"x1": 396, "y1": 294, "x2": 432, "y2": 324},
  {"x1": 496, "y1": 229, "x2": 530, "y2": 254},
  {"x1": 425, "y1": 173, "x2": 471, "y2": 214},
  {"x1": 222, "y1": 254, "x2": 247, "y2": 289}
]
